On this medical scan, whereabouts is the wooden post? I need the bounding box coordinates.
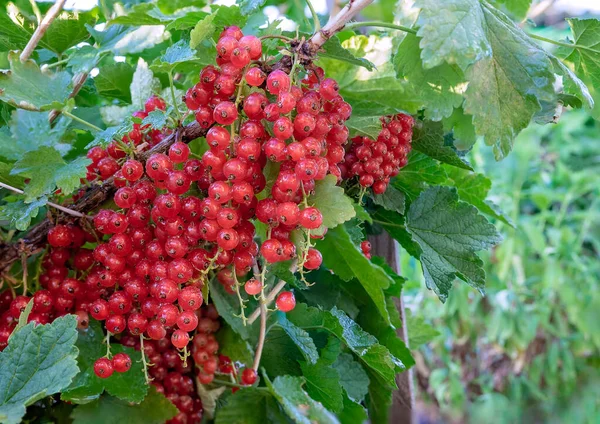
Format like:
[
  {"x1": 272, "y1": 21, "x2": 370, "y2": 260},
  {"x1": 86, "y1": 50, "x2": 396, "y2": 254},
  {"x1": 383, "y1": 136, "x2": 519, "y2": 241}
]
[{"x1": 368, "y1": 232, "x2": 415, "y2": 423}]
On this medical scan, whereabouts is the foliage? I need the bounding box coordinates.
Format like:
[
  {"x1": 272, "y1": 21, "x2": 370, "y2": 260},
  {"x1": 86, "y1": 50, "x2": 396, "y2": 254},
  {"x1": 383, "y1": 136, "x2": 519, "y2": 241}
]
[
  {"x1": 408, "y1": 109, "x2": 600, "y2": 422},
  {"x1": 0, "y1": 0, "x2": 597, "y2": 423}
]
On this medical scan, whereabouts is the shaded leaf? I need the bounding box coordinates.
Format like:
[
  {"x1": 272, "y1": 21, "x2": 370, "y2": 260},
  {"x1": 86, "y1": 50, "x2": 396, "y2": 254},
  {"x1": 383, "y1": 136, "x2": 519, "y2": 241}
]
[
  {"x1": 393, "y1": 151, "x2": 448, "y2": 201},
  {"x1": 215, "y1": 387, "x2": 290, "y2": 424},
  {"x1": 42, "y1": 11, "x2": 95, "y2": 55},
  {"x1": 316, "y1": 225, "x2": 393, "y2": 323},
  {"x1": 412, "y1": 119, "x2": 472, "y2": 170},
  {"x1": 70, "y1": 387, "x2": 177, "y2": 424},
  {"x1": 332, "y1": 353, "x2": 370, "y2": 403},
  {"x1": 405, "y1": 310, "x2": 440, "y2": 348},
  {"x1": 152, "y1": 40, "x2": 198, "y2": 73},
  {"x1": 300, "y1": 361, "x2": 344, "y2": 413},
  {"x1": 562, "y1": 18, "x2": 600, "y2": 88},
  {"x1": 190, "y1": 13, "x2": 216, "y2": 49},
  {"x1": 372, "y1": 185, "x2": 406, "y2": 214}
]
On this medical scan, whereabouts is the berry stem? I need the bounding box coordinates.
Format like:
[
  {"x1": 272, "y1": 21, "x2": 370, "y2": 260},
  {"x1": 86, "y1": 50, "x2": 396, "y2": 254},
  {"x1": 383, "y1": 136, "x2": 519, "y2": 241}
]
[
  {"x1": 139, "y1": 335, "x2": 153, "y2": 385},
  {"x1": 248, "y1": 263, "x2": 298, "y2": 325},
  {"x1": 44, "y1": 57, "x2": 70, "y2": 69},
  {"x1": 252, "y1": 302, "x2": 267, "y2": 371},
  {"x1": 61, "y1": 110, "x2": 103, "y2": 132},
  {"x1": 305, "y1": 0, "x2": 321, "y2": 33},
  {"x1": 233, "y1": 272, "x2": 248, "y2": 326},
  {"x1": 344, "y1": 21, "x2": 417, "y2": 35},
  {"x1": 105, "y1": 331, "x2": 112, "y2": 358},
  {"x1": 20, "y1": 247, "x2": 27, "y2": 296},
  {"x1": 168, "y1": 70, "x2": 183, "y2": 122},
  {"x1": 20, "y1": 0, "x2": 66, "y2": 62},
  {"x1": 0, "y1": 182, "x2": 87, "y2": 218}
]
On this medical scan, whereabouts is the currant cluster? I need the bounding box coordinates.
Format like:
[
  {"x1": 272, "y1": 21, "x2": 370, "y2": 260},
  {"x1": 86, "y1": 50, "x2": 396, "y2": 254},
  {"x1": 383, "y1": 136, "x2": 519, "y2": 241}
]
[
  {"x1": 182, "y1": 26, "x2": 353, "y2": 300},
  {"x1": 342, "y1": 113, "x2": 414, "y2": 194},
  {"x1": 0, "y1": 223, "x2": 97, "y2": 350},
  {"x1": 190, "y1": 304, "x2": 221, "y2": 385},
  {"x1": 85, "y1": 96, "x2": 169, "y2": 182}
]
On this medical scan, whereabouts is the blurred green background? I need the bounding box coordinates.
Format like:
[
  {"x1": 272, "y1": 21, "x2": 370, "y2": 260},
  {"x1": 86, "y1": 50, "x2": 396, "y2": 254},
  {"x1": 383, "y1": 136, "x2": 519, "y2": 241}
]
[{"x1": 403, "y1": 107, "x2": 600, "y2": 423}]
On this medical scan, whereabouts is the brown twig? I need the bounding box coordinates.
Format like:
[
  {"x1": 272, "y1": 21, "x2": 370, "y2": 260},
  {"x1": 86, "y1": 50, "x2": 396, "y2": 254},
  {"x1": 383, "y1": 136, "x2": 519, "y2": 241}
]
[
  {"x1": 20, "y1": 0, "x2": 66, "y2": 62},
  {"x1": 49, "y1": 72, "x2": 89, "y2": 123},
  {"x1": 309, "y1": 0, "x2": 375, "y2": 47},
  {"x1": 247, "y1": 262, "x2": 298, "y2": 325}
]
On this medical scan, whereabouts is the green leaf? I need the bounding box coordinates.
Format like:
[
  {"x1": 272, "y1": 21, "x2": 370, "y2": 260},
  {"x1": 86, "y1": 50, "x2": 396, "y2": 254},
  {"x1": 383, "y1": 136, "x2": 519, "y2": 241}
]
[
  {"x1": 215, "y1": 388, "x2": 290, "y2": 424},
  {"x1": 142, "y1": 108, "x2": 170, "y2": 130},
  {"x1": 71, "y1": 387, "x2": 178, "y2": 424},
  {"x1": 393, "y1": 151, "x2": 448, "y2": 201},
  {"x1": 190, "y1": 13, "x2": 216, "y2": 49},
  {"x1": 196, "y1": 383, "x2": 227, "y2": 420},
  {"x1": 130, "y1": 58, "x2": 158, "y2": 110},
  {"x1": 491, "y1": 0, "x2": 532, "y2": 20},
  {"x1": 0, "y1": 52, "x2": 72, "y2": 111},
  {"x1": 107, "y1": 4, "x2": 172, "y2": 26},
  {"x1": 209, "y1": 279, "x2": 255, "y2": 341},
  {"x1": 332, "y1": 353, "x2": 370, "y2": 403},
  {"x1": 405, "y1": 310, "x2": 440, "y2": 348},
  {"x1": 239, "y1": 0, "x2": 267, "y2": 15},
  {"x1": 68, "y1": 45, "x2": 100, "y2": 75},
  {"x1": 0, "y1": 14, "x2": 32, "y2": 51},
  {"x1": 152, "y1": 39, "x2": 197, "y2": 73},
  {"x1": 321, "y1": 36, "x2": 375, "y2": 71},
  {"x1": 406, "y1": 186, "x2": 502, "y2": 301},
  {"x1": 562, "y1": 18, "x2": 600, "y2": 89},
  {"x1": 215, "y1": 323, "x2": 254, "y2": 365},
  {"x1": 42, "y1": 11, "x2": 95, "y2": 55},
  {"x1": 212, "y1": 6, "x2": 248, "y2": 29},
  {"x1": 370, "y1": 208, "x2": 421, "y2": 259},
  {"x1": 94, "y1": 62, "x2": 134, "y2": 103},
  {"x1": 365, "y1": 371, "x2": 393, "y2": 424},
  {"x1": 412, "y1": 119, "x2": 473, "y2": 170},
  {"x1": 0, "y1": 197, "x2": 47, "y2": 231},
  {"x1": 549, "y1": 56, "x2": 594, "y2": 110},
  {"x1": 308, "y1": 175, "x2": 356, "y2": 229},
  {"x1": 0, "y1": 109, "x2": 71, "y2": 160},
  {"x1": 444, "y1": 166, "x2": 513, "y2": 226},
  {"x1": 88, "y1": 24, "x2": 168, "y2": 55},
  {"x1": 443, "y1": 107, "x2": 478, "y2": 150},
  {"x1": 267, "y1": 376, "x2": 340, "y2": 424},
  {"x1": 339, "y1": 392, "x2": 368, "y2": 424},
  {"x1": 316, "y1": 225, "x2": 393, "y2": 323},
  {"x1": 277, "y1": 312, "x2": 319, "y2": 365},
  {"x1": 352, "y1": 202, "x2": 372, "y2": 224},
  {"x1": 415, "y1": 0, "x2": 491, "y2": 70},
  {"x1": 345, "y1": 115, "x2": 381, "y2": 139},
  {"x1": 11, "y1": 146, "x2": 91, "y2": 201},
  {"x1": 394, "y1": 34, "x2": 465, "y2": 121},
  {"x1": 300, "y1": 361, "x2": 344, "y2": 413},
  {"x1": 463, "y1": 4, "x2": 555, "y2": 160},
  {"x1": 0, "y1": 162, "x2": 24, "y2": 188},
  {"x1": 261, "y1": 326, "x2": 304, "y2": 377},
  {"x1": 0, "y1": 315, "x2": 79, "y2": 424},
  {"x1": 270, "y1": 261, "x2": 304, "y2": 290},
  {"x1": 287, "y1": 305, "x2": 399, "y2": 384},
  {"x1": 372, "y1": 185, "x2": 406, "y2": 214},
  {"x1": 86, "y1": 124, "x2": 129, "y2": 149},
  {"x1": 61, "y1": 320, "x2": 148, "y2": 404}
]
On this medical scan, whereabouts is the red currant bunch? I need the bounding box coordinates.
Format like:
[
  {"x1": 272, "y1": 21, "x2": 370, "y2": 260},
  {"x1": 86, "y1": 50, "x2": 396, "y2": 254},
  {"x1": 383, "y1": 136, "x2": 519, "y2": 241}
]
[{"x1": 342, "y1": 113, "x2": 414, "y2": 194}]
